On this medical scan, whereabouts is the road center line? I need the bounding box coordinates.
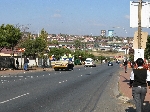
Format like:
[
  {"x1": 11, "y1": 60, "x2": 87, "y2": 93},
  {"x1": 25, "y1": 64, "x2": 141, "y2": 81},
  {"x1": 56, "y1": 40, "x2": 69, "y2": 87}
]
[{"x1": 0, "y1": 93, "x2": 30, "y2": 104}]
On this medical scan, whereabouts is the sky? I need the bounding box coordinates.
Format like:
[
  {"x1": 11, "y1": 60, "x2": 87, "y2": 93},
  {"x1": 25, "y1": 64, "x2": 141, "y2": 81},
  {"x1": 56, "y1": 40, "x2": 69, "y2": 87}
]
[{"x1": 0, "y1": 0, "x2": 149, "y2": 37}]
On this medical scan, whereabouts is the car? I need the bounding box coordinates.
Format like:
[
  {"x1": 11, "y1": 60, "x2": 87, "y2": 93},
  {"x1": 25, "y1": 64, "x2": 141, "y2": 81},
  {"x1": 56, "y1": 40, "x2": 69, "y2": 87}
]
[
  {"x1": 84, "y1": 58, "x2": 96, "y2": 67},
  {"x1": 108, "y1": 61, "x2": 113, "y2": 66},
  {"x1": 116, "y1": 60, "x2": 120, "y2": 64}
]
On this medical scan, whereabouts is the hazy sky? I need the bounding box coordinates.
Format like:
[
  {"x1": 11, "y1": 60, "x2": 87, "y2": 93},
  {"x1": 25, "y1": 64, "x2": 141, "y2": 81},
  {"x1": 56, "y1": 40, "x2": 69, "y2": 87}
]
[{"x1": 0, "y1": 0, "x2": 149, "y2": 37}]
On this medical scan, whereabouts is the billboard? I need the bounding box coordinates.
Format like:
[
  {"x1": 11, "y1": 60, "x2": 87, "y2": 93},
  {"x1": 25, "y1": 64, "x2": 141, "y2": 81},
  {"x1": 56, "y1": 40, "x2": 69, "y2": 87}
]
[
  {"x1": 130, "y1": 1, "x2": 150, "y2": 28},
  {"x1": 108, "y1": 30, "x2": 114, "y2": 37},
  {"x1": 101, "y1": 30, "x2": 106, "y2": 36}
]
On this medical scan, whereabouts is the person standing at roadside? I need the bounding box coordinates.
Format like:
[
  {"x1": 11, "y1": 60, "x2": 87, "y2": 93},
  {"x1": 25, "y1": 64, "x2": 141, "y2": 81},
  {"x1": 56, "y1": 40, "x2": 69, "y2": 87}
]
[
  {"x1": 123, "y1": 59, "x2": 128, "y2": 73},
  {"x1": 16, "y1": 58, "x2": 19, "y2": 70},
  {"x1": 129, "y1": 58, "x2": 150, "y2": 112},
  {"x1": 24, "y1": 56, "x2": 28, "y2": 71}
]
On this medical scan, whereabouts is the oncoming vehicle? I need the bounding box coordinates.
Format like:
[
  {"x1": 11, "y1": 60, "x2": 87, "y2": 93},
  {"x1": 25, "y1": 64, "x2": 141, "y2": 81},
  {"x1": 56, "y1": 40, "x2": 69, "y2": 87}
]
[
  {"x1": 108, "y1": 61, "x2": 113, "y2": 66},
  {"x1": 84, "y1": 58, "x2": 96, "y2": 67}
]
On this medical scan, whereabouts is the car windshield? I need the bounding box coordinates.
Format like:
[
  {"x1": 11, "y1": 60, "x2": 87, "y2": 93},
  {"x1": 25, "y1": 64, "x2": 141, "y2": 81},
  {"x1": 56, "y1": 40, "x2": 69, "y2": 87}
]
[{"x1": 86, "y1": 60, "x2": 92, "y2": 62}]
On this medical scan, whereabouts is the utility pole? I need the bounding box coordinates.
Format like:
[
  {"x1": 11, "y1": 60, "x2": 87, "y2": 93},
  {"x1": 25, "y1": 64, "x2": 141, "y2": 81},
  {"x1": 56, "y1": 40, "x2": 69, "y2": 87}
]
[{"x1": 138, "y1": 0, "x2": 142, "y2": 49}]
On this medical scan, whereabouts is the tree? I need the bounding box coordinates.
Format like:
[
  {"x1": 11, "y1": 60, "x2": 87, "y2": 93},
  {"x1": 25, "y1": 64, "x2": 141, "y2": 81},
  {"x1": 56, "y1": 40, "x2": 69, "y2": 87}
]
[
  {"x1": 0, "y1": 24, "x2": 22, "y2": 52},
  {"x1": 20, "y1": 37, "x2": 47, "y2": 58},
  {"x1": 39, "y1": 28, "x2": 48, "y2": 41},
  {"x1": 74, "y1": 40, "x2": 81, "y2": 49},
  {"x1": 73, "y1": 50, "x2": 94, "y2": 61},
  {"x1": 98, "y1": 55, "x2": 106, "y2": 63},
  {"x1": 145, "y1": 35, "x2": 150, "y2": 59},
  {"x1": 48, "y1": 48, "x2": 72, "y2": 60}
]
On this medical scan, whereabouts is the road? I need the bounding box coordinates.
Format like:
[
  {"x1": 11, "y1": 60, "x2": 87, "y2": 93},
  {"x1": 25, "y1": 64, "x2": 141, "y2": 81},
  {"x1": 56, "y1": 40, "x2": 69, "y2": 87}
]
[{"x1": 0, "y1": 63, "x2": 127, "y2": 112}]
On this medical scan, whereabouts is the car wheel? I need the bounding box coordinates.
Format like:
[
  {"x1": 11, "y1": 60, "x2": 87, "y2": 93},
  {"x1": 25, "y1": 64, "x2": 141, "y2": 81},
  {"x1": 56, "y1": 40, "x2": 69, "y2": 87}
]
[{"x1": 54, "y1": 68, "x2": 59, "y2": 71}]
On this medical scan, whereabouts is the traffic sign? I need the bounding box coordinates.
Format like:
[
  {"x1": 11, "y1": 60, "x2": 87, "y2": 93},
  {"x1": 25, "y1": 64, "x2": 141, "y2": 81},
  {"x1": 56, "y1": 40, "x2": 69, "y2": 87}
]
[{"x1": 18, "y1": 48, "x2": 25, "y2": 52}]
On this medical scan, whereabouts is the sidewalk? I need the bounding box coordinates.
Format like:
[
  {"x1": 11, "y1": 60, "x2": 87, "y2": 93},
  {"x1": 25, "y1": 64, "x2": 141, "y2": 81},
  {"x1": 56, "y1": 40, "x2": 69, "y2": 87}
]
[
  {"x1": 0, "y1": 65, "x2": 82, "y2": 76},
  {"x1": 0, "y1": 67, "x2": 53, "y2": 76},
  {"x1": 119, "y1": 66, "x2": 150, "y2": 110}
]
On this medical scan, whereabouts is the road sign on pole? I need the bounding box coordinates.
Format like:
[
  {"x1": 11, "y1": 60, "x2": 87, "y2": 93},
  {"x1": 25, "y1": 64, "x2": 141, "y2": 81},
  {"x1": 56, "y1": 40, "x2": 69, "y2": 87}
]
[
  {"x1": 133, "y1": 31, "x2": 148, "y2": 49},
  {"x1": 134, "y1": 49, "x2": 144, "y2": 61},
  {"x1": 130, "y1": 1, "x2": 150, "y2": 28},
  {"x1": 18, "y1": 48, "x2": 25, "y2": 68}
]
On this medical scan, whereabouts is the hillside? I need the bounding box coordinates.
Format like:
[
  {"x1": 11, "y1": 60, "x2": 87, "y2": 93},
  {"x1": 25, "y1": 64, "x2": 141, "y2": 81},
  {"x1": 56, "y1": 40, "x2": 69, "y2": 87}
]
[{"x1": 91, "y1": 51, "x2": 126, "y2": 57}]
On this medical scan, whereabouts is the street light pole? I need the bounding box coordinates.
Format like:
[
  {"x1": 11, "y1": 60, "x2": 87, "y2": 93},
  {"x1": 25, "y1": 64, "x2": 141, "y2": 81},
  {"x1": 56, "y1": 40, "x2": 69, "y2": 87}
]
[{"x1": 138, "y1": 0, "x2": 142, "y2": 49}]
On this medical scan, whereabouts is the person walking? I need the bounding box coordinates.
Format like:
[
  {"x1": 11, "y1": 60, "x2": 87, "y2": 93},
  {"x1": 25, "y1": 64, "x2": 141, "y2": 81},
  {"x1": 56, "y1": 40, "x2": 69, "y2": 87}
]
[
  {"x1": 129, "y1": 58, "x2": 150, "y2": 112},
  {"x1": 123, "y1": 59, "x2": 128, "y2": 73},
  {"x1": 131, "y1": 60, "x2": 136, "y2": 69},
  {"x1": 24, "y1": 57, "x2": 28, "y2": 71},
  {"x1": 16, "y1": 58, "x2": 19, "y2": 70}
]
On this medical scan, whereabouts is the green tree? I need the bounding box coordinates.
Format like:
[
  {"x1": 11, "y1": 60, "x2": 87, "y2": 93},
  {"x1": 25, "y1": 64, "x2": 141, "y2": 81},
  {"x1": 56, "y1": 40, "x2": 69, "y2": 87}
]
[
  {"x1": 73, "y1": 50, "x2": 93, "y2": 61},
  {"x1": 20, "y1": 37, "x2": 47, "y2": 58},
  {"x1": 74, "y1": 40, "x2": 81, "y2": 49},
  {"x1": 98, "y1": 55, "x2": 106, "y2": 63},
  {"x1": 48, "y1": 48, "x2": 72, "y2": 60},
  {"x1": 39, "y1": 28, "x2": 48, "y2": 41},
  {"x1": 0, "y1": 24, "x2": 22, "y2": 52},
  {"x1": 145, "y1": 35, "x2": 150, "y2": 59}
]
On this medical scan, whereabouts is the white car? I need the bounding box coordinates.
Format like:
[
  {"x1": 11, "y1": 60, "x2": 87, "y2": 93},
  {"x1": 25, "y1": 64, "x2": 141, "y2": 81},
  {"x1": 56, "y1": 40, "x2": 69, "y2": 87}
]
[{"x1": 84, "y1": 58, "x2": 96, "y2": 67}]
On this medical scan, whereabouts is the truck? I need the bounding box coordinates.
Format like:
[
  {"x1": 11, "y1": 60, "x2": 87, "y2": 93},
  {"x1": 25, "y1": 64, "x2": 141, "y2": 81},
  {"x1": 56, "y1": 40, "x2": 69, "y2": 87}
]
[
  {"x1": 52, "y1": 60, "x2": 74, "y2": 71},
  {"x1": 51, "y1": 54, "x2": 74, "y2": 71}
]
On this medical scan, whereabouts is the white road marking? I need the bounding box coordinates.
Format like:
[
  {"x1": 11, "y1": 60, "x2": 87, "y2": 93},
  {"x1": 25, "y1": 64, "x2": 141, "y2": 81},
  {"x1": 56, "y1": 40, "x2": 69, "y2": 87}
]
[
  {"x1": 59, "y1": 80, "x2": 68, "y2": 84},
  {"x1": 18, "y1": 76, "x2": 23, "y2": 77},
  {"x1": 1, "y1": 80, "x2": 7, "y2": 82},
  {"x1": 0, "y1": 93, "x2": 29, "y2": 104}
]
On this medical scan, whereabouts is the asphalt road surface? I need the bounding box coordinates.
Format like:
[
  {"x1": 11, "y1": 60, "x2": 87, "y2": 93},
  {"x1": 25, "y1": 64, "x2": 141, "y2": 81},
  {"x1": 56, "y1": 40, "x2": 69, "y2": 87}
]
[{"x1": 0, "y1": 62, "x2": 128, "y2": 112}]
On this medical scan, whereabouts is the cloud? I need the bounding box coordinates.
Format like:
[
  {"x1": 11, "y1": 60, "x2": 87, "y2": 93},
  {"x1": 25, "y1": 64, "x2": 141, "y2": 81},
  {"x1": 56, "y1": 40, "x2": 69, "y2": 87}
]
[
  {"x1": 125, "y1": 15, "x2": 130, "y2": 19},
  {"x1": 52, "y1": 14, "x2": 61, "y2": 18}
]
